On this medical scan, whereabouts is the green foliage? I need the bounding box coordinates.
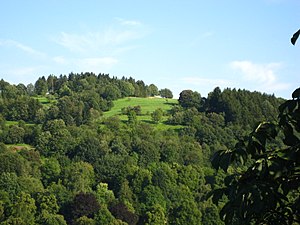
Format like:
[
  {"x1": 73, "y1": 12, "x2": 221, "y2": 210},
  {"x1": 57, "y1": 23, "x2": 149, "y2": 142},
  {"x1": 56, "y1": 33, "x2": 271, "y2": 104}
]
[
  {"x1": 151, "y1": 108, "x2": 164, "y2": 124},
  {"x1": 211, "y1": 90, "x2": 300, "y2": 224},
  {"x1": 179, "y1": 89, "x2": 203, "y2": 110},
  {"x1": 41, "y1": 157, "x2": 61, "y2": 186},
  {"x1": 95, "y1": 182, "x2": 115, "y2": 205},
  {"x1": 62, "y1": 161, "x2": 95, "y2": 193},
  {"x1": 147, "y1": 84, "x2": 159, "y2": 97},
  {"x1": 0, "y1": 73, "x2": 289, "y2": 224},
  {"x1": 34, "y1": 76, "x2": 48, "y2": 95},
  {"x1": 159, "y1": 88, "x2": 173, "y2": 99},
  {"x1": 9, "y1": 192, "x2": 37, "y2": 225},
  {"x1": 0, "y1": 152, "x2": 30, "y2": 176},
  {"x1": 144, "y1": 204, "x2": 166, "y2": 225}
]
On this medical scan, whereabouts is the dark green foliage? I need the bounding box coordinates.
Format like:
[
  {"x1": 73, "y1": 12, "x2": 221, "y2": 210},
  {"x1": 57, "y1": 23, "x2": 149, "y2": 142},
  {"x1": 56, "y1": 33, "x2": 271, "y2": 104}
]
[
  {"x1": 68, "y1": 192, "x2": 100, "y2": 222},
  {"x1": 0, "y1": 152, "x2": 30, "y2": 176},
  {"x1": 205, "y1": 87, "x2": 281, "y2": 126},
  {"x1": 109, "y1": 201, "x2": 139, "y2": 225},
  {"x1": 159, "y1": 88, "x2": 173, "y2": 98},
  {"x1": 179, "y1": 89, "x2": 203, "y2": 110},
  {"x1": 34, "y1": 76, "x2": 48, "y2": 95},
  {"x1": 121, "y1": 105, "x2": 142, "y2": 115},
  {"x1": 211, "y1": 89, "x2": 300, "y2": 224}
]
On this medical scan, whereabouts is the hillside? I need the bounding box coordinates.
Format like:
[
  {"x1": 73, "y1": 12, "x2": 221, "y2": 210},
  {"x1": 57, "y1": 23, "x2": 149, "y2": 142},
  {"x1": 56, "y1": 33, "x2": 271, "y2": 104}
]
[{"x1": 0, "y1": 73, "x2": 293, "y2": 225}]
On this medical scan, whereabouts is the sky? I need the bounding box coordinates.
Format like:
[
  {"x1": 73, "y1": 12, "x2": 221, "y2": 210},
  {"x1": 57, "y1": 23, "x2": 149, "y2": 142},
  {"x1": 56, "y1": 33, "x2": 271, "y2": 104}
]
[{"x1": 0, "y1": 0, "x2": 299, "y2": 99}]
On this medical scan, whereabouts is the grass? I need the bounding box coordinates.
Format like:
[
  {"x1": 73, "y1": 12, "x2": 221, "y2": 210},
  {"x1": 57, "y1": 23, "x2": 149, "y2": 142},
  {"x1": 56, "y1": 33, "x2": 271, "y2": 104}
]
[
  {"x1": 103, "y1": 97, "x2": 183, "y2": 130},
  {"x1": 104, "y1": 97, "x2": 178, "y2": 117},
  {"x1": 33, "y1": 96, "x2": 51, "y2": 104}
]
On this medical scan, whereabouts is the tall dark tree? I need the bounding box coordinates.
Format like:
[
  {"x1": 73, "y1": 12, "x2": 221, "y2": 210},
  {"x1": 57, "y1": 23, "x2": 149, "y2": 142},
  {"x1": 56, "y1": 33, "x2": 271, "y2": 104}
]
[
  {"x1": 34, "y1": 76, "x2": 48, "y2": 95},
  {"x1": 178, "y1": 90, "x2": 202, "y2": 110}
]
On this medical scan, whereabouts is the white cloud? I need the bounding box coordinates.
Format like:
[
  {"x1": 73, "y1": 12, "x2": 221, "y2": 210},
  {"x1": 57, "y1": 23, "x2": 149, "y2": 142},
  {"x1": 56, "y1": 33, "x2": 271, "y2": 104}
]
[
  {"x1": 116, "y1": 18, "x2": 142, "y2": 26},
  {"x1": 0, "y1": 39, "x2": 46, "y2": 58},
  {"x1": 230, "y1": 60, "x2": 290, "y2": 92},
  {"x1": 54, "y1": 19, "x2": 145, "y2": 54}
]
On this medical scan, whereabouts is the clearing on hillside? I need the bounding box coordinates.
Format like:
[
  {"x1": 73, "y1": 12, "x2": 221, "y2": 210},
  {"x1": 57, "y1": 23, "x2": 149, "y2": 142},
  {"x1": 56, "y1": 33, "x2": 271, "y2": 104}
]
[
  {"x1": 103, "y1": 97, "x2": 181, "y2": 130},
  {"x1": 103, "y1": 97, "x2": 178, "y2": 118}
]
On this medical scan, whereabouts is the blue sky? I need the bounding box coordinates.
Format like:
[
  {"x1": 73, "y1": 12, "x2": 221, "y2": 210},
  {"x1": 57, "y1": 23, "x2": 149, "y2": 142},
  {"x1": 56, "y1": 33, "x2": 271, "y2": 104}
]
[{"x1": 0, "y1": 0, "x2": 299, "y2": 98}]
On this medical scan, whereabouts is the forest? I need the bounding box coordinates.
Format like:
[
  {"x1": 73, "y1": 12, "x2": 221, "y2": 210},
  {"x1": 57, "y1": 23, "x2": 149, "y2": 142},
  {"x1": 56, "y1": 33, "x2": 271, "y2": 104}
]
[{"x1": 0, "y1": 72, "x2": 298, "y2": 225}]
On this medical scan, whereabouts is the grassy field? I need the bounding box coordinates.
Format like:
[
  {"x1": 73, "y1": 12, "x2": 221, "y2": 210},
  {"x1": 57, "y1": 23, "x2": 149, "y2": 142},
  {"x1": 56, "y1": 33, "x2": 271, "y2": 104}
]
[
  {"x1": 33, "y1": 96, "x2": 51, "y2": 104},
  {"x1": 103, "y1": 97, "x2": 183, "y2": 130},
  {"x1": 104, "y1": 97, "x2": 177, "y2": 117}
]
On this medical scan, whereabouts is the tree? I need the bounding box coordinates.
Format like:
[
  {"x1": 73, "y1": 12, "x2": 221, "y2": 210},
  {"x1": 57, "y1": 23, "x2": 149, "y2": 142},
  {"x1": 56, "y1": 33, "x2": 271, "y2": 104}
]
[
  {"x1": 41, "y1": 157, "x2": 61, "y2": 186},
  {"x1": 178, "y1": 90, "x2": 202, "y2": 110},
  {"x1": 68, "y1": 192, "x2": 100, "y2": 222},
  {"x1": 62, "y1": 161, "x2": 95, "y2": 193},
  {"x1": 8, "y1": 192, "x2": 37, "y2": 225},
  {"x1": 109, "y1": 201, "x2": 139, "y2": 225},
  {"x1": 0, "y1": 152, "x2": 30, "y2": 176},
  {"x1": 211, "y1": 88, "x2": 300, "y2": 224},
  {"x1": 144, "y1": 204, "x2": 166, "y2": 225},
  {"x1": 151, "y1": 108, "x2": 164, "y2": 124},
  {"x1": 159, "y1": 88, "x2": 173, "y2": 99},
  {"x1": 26, "y1": 83, "x2": 35, "y2": 96},
  {"x1": 34, "y1": 76, "x2": 48, "y2": 95},
  {"x1": 147, "y1": 84, "x2": 159, "y2": 97}
]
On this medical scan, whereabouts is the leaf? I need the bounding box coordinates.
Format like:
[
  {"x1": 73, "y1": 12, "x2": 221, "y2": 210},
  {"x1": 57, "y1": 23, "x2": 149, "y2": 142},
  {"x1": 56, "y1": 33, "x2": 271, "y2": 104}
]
[
  {"x1": 291, "y1": 29, "x2": 300, "y2": 45},
  {"x1": 292, "y1": 87, "x2": 300, "y2": 99},
  {"x1": 219, "y1": 151, "x2": 232, "y2": 172},
  {"x1": 284, "y1": 135, "x2": 299, "y2": 146},
  {"x1": 224, "y1": 174, "x2": 236, "y2": 186},
  {"x1": 211, "y1": 150, "x2": 223, "y2": 170},
  {"x1": 278, "y1": 100, "x2": 297, "y2": 116},
  {"x1": 211, "y1": 188, "x2": 226, "y2": 205},
  {"x1": 283, "y1": 123, "x2": 299, "y2": 146}
]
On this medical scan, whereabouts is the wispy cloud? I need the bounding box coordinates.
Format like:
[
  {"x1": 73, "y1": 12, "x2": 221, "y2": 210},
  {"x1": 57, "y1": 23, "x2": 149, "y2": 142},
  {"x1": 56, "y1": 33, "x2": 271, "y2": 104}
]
[
  {"x1": 230, "y1": 60, "x2": 290, "y2": 92},
  {"x1": 0, "y1": 66, "x2": 44, "y2": 84},
  {"x1": 188, "y1": 31, "x2": 214, "y2": 47},
  {"x1": 116, "y1": 18, "x2": 142, "y2": 26},
  {"x1": 0, "y1": 39, "x2": 46, "y2": 58},
  {"x1": 54, "y1": 19, "x2": 146, "y2": 54}
]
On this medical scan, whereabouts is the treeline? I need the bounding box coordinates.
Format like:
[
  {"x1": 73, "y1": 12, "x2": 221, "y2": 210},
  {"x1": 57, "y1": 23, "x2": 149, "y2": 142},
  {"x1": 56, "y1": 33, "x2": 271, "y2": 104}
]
[
  {"x1": 0, "y1": 73, "x2": 283, "y2": 224},
  {"x1": 0, "y1": 73, "x2": 172, "y2": 125}
]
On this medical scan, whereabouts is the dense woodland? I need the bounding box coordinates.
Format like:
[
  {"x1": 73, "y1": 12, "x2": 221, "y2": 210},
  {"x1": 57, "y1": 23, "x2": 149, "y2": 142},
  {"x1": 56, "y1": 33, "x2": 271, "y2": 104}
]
[{"x1": 0, "y1": 72, "x2": 297, "y2": 225}]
